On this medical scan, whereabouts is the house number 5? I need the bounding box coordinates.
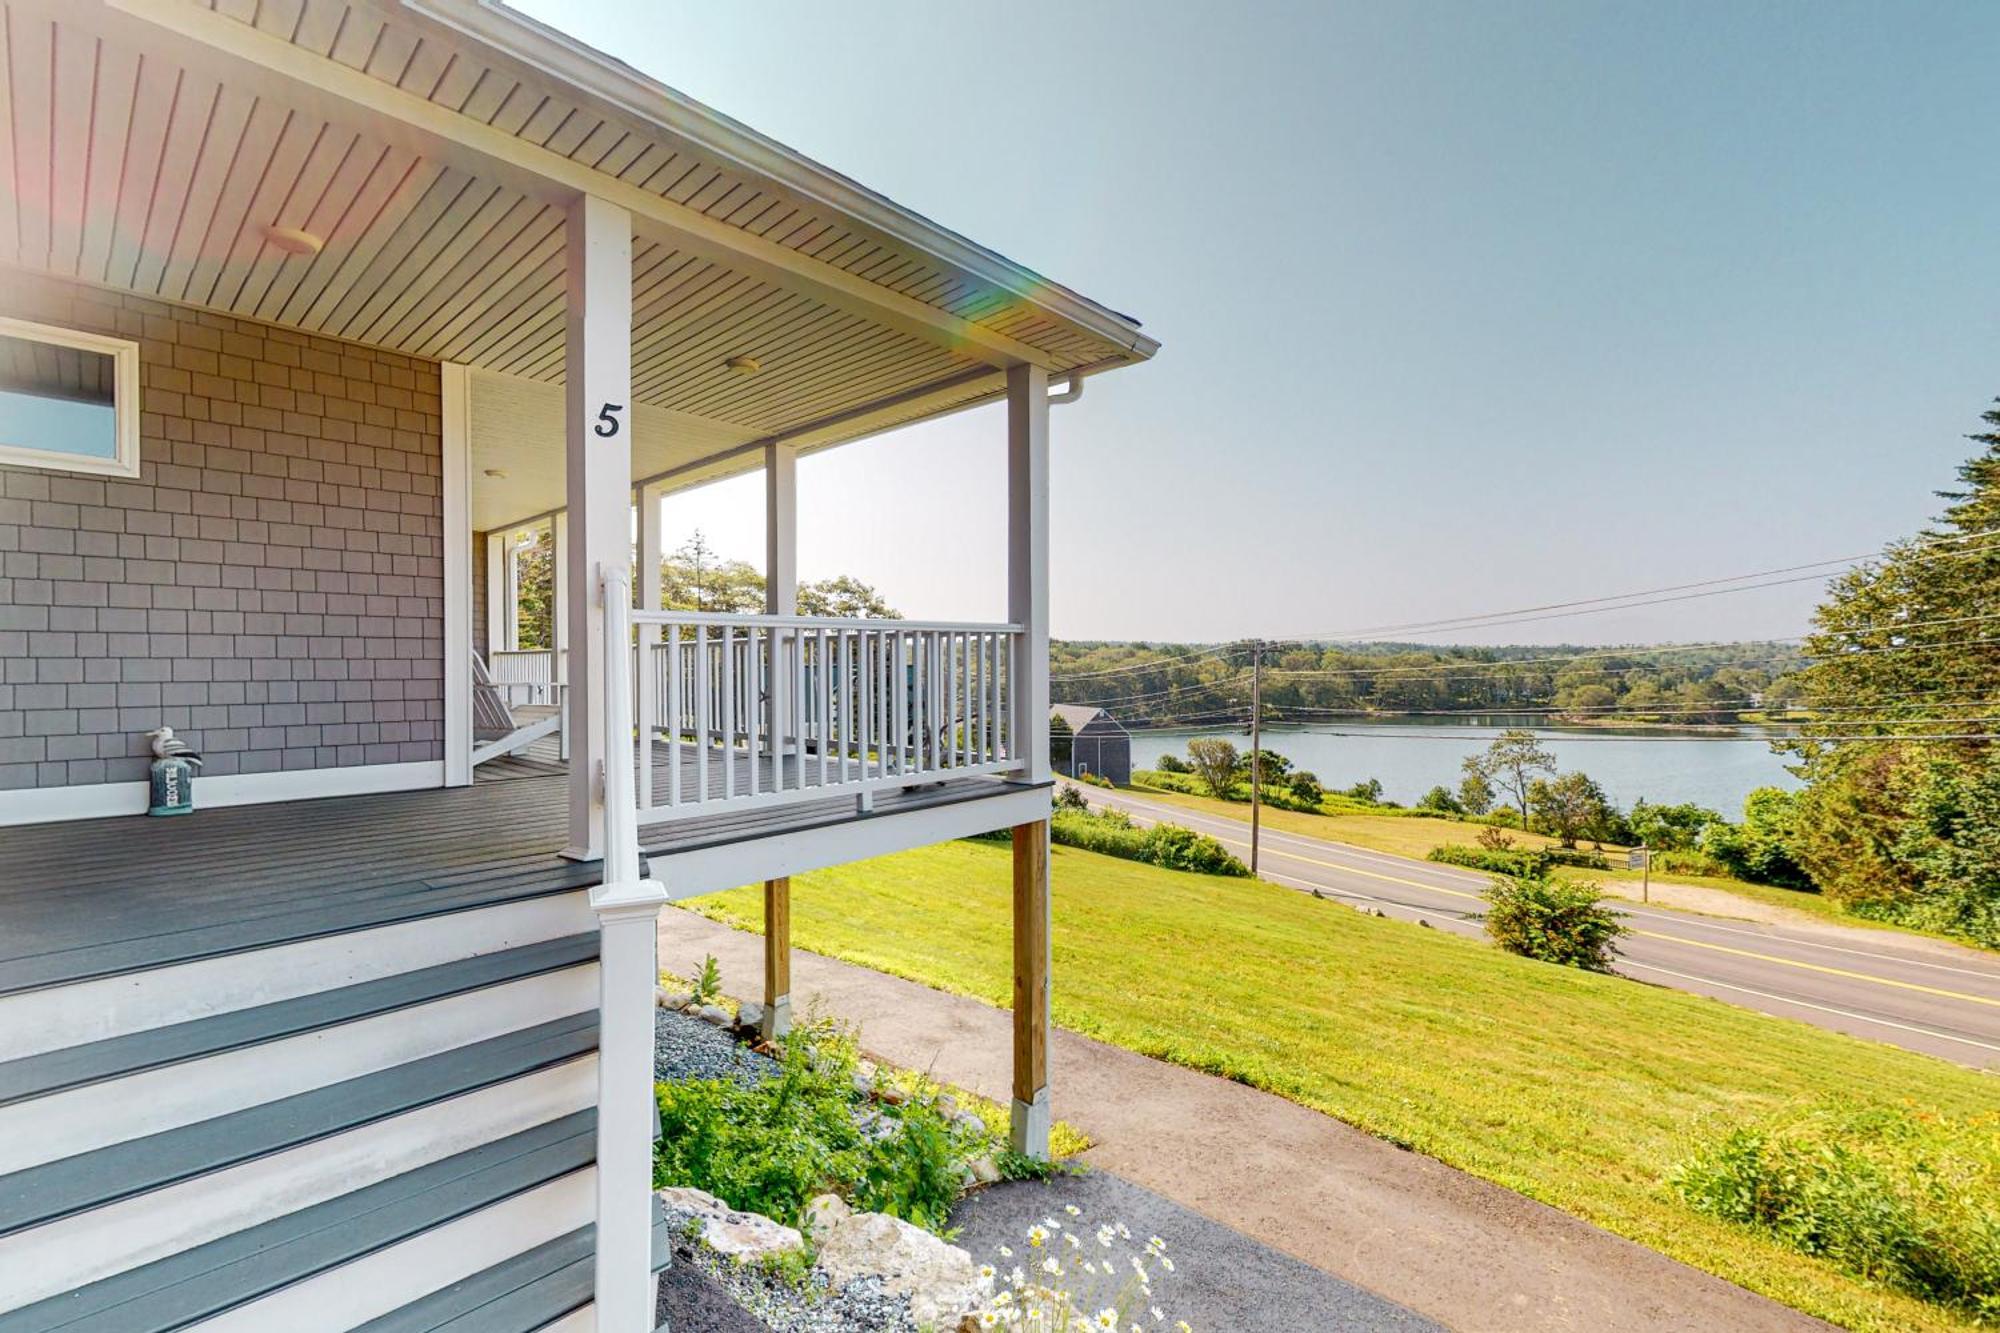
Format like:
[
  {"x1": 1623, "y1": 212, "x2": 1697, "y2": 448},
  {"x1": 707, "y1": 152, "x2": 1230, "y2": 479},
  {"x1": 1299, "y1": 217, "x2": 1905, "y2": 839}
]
[{"x1": 593, "y1": 403, "x2": 625, "y2": 438}]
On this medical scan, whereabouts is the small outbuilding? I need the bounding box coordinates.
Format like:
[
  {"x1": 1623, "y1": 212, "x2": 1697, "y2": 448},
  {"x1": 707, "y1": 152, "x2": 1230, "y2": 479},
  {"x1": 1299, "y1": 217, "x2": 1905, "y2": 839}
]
[{"x1": 1051, "y1": 705, "x2": 1132, "y2": 786}]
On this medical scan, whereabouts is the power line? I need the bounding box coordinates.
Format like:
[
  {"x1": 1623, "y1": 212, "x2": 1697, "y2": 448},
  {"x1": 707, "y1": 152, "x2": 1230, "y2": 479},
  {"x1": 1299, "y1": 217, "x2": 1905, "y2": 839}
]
[{"x1": 1278, "y1": 527, "x2": 2000, "y2": 642}]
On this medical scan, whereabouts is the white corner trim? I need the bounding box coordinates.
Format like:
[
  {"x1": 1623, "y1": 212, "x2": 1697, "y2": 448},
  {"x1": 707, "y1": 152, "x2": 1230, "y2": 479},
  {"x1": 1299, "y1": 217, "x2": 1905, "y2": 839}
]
[
  {"x1": 442, "y1": 362, "x2": 474, "y2": 787},
  {"x1": 0, "y1": 761, "x2": 445, "y2": 828}
]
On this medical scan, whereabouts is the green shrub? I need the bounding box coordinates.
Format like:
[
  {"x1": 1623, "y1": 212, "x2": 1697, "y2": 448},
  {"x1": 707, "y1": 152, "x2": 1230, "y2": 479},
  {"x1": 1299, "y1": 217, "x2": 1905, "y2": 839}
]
[
  {"x1": 1050, "y1": 807, "x2": 1247, "y2": 876},
  {"x1": 1673, "y1": 1100, "x2": 2000, "y2": 1320},
  {"x1": 1079, "y1": 771, "x2": 1115, "y2": 789},
  {"x1": 1054, "y1": 784, "x2": 1092, "y2": 812},
  {"x1": 1154, "y1": 753, "x2": 1191, "y2": 774},
  {"x1": 1480, "y1": 871, "x2": 1625, "y2": 970},
  {"x1": 653, "y1": 1019, "x2": 981, "y2": 1234},
  {"x1": 1142, "y1": 822, "x2": 1249, "y2": 875},
  {"x1": 1654, "y1": 847, "x2": 1732, "y2": 878},
  {"x1": 1429, "y1": 844, "x2": 1610, "y2": 875},
  {"x1": 1132, "y1": 769, "x2": 1201, "y2": 796}
]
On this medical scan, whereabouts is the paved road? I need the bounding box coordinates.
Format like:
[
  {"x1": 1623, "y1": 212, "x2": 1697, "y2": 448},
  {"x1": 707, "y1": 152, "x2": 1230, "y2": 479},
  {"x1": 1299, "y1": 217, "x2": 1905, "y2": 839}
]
[{"x1": 1074, "y1": 785, "x2": 2000, "y2": 1069}]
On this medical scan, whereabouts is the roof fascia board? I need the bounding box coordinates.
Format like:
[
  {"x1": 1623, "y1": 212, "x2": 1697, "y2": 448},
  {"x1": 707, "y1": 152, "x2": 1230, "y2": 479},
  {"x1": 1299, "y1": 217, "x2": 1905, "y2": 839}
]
[
  {"x1": 100, "y1": 0, "x2": 1057, "y2": 371},
  {"x1": 400, "y1": 0, "x2": 1160, "y2": 363}
]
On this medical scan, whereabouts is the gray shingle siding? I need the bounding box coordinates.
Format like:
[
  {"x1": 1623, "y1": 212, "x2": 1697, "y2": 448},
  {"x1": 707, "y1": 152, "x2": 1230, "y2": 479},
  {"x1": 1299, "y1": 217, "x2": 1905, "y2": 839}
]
[{"x1": 0, "y1": 273, "x2": 445, "y2": 791}]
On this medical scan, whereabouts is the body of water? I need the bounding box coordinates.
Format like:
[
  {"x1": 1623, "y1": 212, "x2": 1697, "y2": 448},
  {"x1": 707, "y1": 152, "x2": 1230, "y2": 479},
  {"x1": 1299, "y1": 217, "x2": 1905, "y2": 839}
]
[{"x1": 1126, "y1": 716, "x2": 1799, "y2": 815}]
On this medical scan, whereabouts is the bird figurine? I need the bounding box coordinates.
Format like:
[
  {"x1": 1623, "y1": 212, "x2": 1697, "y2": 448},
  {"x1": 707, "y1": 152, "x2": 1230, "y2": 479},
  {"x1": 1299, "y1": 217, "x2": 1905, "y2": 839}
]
[{"x1": 146, "y1": 727, "x2": 203, "y2": 767}]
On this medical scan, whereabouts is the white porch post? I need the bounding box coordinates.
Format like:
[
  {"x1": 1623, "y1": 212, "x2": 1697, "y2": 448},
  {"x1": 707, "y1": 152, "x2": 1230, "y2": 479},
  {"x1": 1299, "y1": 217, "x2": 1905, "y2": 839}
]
[
  {"x1": 554, "y1": 511, "x2": 571, "y2": 760},
  {"x1": 762, "y1": 443, "x2": 798, "y2": 1041},
  {"x1": 765, "y1": 443, "x2": 797, "y2": 616},
  {"x1": 484, "y1": 533, "x2": 508, "y2": 657},
  {"x1": 638, "y1": 483, "x2": 665, "y2": 620},
  {"x1": 442, "y1": 364, "x2": 472, "y2": 787},
  {"x1": 562, "y1": 193, "x2": 662, "y2": 1332},
  {"x1": 1007, "y1": 364, "x2": 1051, "y2": 784},
  {"x1": 1006, "y1": 362, "x2": 1052, "y2": 1160},
  {"x1": 560, "y1": 193, "x2": 631, "y2": 862}
]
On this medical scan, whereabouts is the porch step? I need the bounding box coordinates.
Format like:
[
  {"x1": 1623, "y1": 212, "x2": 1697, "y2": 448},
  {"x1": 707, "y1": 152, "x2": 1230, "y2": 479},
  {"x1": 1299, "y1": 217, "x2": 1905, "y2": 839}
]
[
  {"x1": 0, "y1": 890, "x2": 597, "y2": 1064},
  {"x1": 0, "y1": 934, "x2": 598, "y2": 1108},
  {"x1": 0, "y1": 1113, "x2": 600, "y2": 1332},
  {"x1": 0, "y1": 1017, "x2": 598, "y2": 1313}
]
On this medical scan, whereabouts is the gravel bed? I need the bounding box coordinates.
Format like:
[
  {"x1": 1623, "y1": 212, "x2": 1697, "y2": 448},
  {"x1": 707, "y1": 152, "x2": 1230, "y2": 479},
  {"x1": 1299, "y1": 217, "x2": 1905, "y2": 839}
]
[
  {"x1": 655, "y1": 1222, "x2": 918, "y2": 1333},
  {"x1": 655, "y1": 1005, "x2": 779, "y2": 1086}
]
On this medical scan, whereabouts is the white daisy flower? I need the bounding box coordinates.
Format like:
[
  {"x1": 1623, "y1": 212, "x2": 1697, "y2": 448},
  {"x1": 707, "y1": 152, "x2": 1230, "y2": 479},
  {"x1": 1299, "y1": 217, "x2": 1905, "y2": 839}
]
[
  {"x1": 1095, "y1": 1310, "x2": 1118, "y2": 1330},
  {"x1": 1064, "y1": 1204, "x2": 1082, "y2": 1216}
]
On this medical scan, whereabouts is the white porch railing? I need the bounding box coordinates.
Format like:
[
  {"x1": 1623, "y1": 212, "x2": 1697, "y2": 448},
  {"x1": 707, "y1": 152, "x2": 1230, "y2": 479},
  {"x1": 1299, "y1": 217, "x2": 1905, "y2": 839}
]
[
  {"x1": 488, "y1": 647, "x2": 567, "y2": 707},
  {"x1": 628, "y1": 610, "x2": 1025, "y2": 821}
]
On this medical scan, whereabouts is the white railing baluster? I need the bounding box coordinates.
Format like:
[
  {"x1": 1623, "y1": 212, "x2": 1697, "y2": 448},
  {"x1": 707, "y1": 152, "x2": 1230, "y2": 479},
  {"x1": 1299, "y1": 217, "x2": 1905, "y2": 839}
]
[
  {"x1": 816, "y1": 627, "x2": 830, "y2": 790},
  {"x1": 665, "y1": 628, "x2": 681, "y2": 807},
  {"x1": 694, "y1": 624, "x2": 710, "y2": 802},
  {"x1": 638, "y1": 613, "x2": 655, "y2": 816}
]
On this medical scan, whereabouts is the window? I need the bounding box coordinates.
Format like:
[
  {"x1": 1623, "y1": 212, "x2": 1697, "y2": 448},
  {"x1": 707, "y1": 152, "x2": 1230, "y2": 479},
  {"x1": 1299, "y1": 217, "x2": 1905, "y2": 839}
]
[{"x1": 0, "y1": 317, "x2": 140, "y2": 478}]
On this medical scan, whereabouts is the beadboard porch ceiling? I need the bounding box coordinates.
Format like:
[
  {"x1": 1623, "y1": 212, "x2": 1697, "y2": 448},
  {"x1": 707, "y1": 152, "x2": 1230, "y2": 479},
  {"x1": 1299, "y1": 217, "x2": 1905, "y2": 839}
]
[{"x1": 0, "y1": 0, "x2": 1158, "y2": 529}]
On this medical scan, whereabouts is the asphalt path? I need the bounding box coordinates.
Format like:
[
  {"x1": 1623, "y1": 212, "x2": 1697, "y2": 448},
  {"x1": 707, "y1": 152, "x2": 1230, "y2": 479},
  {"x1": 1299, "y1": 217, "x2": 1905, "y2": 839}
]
[{"x1": 1072, "y1": 784, "x2": 2000, "y2": 1069}]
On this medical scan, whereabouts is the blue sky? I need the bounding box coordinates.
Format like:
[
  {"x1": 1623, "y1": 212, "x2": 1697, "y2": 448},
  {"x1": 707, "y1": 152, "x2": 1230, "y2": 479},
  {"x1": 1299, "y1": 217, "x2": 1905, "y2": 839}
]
[{"x1": 519, "y1": 0, "x2": 2000, "y2": 644}]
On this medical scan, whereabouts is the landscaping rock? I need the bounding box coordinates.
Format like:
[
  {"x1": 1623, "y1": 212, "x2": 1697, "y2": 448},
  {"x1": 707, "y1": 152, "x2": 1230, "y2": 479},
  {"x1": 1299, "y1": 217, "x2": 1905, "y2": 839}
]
[
  {"x1": 967, "y1": 1156, "x2": 1001, "y2": 1186},
  {"x1": 933, "y1": 1093, "x2": 958, "y2": 1118},
  {"x1": 657, "y1": 987, "x2": 691, "y2": 1009},
  {"x1": 735, "y1": 1000, "x2": 765, "y2": 1032},
  {"x1": 695, "y1": 1003, "x2": 734, "y2": 1026},
  {"x1": 657, "y1": 1186, "x2": 803, "y2": 1264},
  {"x1": 806, "y1": 1193, "x2": 991, "y2": 1328}
]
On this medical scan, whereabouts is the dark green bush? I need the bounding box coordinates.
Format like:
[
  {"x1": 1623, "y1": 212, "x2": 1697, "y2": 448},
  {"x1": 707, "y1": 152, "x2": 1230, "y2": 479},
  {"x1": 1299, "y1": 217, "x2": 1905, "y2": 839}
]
[
  {"x1": 1429, "y1": 843, "x2": 1609, "y2": 875},
  {"x1": 1480, "y1": 871, "x2": 1625, "y2": 970},
  {"x1": 653, "y1": 1019, "x2": 981, "y2": 1234},
  {"x1": 1142, "y1": 822, "x2": 1249, "y2": 875},
  {"x1": 1050, "y1": 807, "x2": 1248, "y2": 876},
  {"x1": 1154, "y1": 753, "x2": 1191, "y2": 774},
  {"x1": 1673, "y1": 1100, "x2": 2000, "y2": 1320}
]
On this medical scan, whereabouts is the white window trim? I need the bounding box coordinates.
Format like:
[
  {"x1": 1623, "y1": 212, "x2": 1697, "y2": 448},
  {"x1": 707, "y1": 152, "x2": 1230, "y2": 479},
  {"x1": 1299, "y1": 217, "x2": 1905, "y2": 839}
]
[{"x1": 0, "y1": 316, "x2": 142, "y2": 479}]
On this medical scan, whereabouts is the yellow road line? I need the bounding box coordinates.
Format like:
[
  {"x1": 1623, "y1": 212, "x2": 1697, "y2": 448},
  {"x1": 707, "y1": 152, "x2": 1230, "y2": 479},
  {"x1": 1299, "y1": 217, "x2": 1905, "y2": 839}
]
[{"x1": 1630, "y1": 931, "x2": 2000, "y2": 1008}]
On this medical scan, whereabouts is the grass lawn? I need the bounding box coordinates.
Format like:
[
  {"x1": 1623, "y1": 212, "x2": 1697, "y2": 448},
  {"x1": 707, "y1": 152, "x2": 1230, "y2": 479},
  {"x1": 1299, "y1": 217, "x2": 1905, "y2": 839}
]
[{"x1": 686, "y1": 840, "x2": 2000, "y2": 1333}]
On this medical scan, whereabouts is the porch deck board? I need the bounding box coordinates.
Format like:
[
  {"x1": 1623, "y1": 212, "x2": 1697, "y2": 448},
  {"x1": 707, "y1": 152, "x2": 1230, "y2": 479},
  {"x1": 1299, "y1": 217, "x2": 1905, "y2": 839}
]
[{"x1": 0, "y1": 759, "x2": 1014, "y2": 995}]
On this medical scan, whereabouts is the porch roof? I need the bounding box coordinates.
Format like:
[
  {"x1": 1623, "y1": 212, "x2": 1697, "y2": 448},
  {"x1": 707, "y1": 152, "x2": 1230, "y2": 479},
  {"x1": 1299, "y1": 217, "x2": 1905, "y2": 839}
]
[{"x1": 0, "y1": 0, "x2": 1159, "y2": 528}]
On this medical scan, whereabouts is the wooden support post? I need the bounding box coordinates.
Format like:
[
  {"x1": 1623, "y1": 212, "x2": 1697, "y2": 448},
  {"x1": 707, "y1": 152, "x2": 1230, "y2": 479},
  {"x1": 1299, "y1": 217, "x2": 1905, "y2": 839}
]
[
  {"x1": 763, "y1": 876, "x2": 792, "y2": 1040},
  {"x1": 1011, "y1": 816, "x2": 1051, "y2": 1158}
]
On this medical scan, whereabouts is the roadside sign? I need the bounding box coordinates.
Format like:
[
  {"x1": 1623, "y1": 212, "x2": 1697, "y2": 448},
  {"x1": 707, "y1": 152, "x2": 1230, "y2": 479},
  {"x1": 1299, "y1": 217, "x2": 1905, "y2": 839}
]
[{"x1": 1626, "y1": 849, "x2": 1648, "y2": 871}]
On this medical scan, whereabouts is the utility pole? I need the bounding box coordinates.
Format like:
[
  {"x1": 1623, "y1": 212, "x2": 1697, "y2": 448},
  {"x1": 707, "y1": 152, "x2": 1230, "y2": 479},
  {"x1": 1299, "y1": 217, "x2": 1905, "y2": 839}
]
[{"x1": 1249, "y1": 638, "x2": 1263, "y2": 877}]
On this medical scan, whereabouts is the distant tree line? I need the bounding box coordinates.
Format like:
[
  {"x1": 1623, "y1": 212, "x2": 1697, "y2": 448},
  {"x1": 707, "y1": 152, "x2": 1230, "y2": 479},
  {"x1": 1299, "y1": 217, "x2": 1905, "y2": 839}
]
[
  {"x1": 506, "y1": 527, "x2": 899, "y2": 648},
  {"x1": 1051, "y1": 639, "x2": 1804, "y2": 727}
]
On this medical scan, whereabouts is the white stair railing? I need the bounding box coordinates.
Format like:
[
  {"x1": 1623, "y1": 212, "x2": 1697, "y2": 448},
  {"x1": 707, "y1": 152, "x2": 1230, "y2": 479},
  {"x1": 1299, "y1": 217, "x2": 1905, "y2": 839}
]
[
  {"x1": 627, "y1": 611, "x2": 1023, "y2": 822},
  {"x1": 586, "y1": 564, "x2": 665, "y2": 1329}
]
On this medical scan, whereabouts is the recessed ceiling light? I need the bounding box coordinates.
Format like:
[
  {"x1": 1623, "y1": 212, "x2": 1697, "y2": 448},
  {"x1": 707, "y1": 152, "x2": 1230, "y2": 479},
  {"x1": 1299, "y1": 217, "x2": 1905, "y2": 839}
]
[
  {"x1": 484, "y1": 468, "x2": 508, "y2": 479},
  {"x1": 265, "y1": 225, "x2": 324, "y2": 256},
  {"x1": 724, "y1": 355, "x2": 762, "y2": 376}
]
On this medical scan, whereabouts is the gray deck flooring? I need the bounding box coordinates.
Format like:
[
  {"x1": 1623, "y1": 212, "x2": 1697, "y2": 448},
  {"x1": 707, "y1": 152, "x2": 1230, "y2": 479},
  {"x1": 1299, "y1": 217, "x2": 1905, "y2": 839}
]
[{"x1": 0, "y1": 754, "x2": 1011, "y2": 994}]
